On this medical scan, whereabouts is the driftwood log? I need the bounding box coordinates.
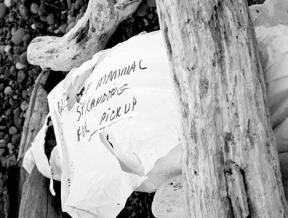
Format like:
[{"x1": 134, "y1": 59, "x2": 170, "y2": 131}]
[
  {"x1": 156, "y1": 0, "x2": 288, "y2": 217},
  {"x1": 27, "y1": 0, "x2": 142, "y2": 72},
  {"x1": 17, "y1": 71, "x2": 63, "y2": 218}
]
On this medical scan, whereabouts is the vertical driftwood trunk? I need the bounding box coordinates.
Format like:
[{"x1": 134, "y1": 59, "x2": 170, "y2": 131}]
[
  {"x1": 156, "y1": 0, "x2": 288, "y2": 217},
  {"x1": 17, "y1": 71, "x2": 62, "y2": 218}
]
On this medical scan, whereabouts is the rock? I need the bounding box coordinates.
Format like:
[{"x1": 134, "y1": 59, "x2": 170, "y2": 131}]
[
  {"x1": 5, "y1": 155, "x2": 17, "y2": 167},
  {"x1": 0, "y1": 139, "x2": 6, "y2": 148},
  {"x1": 19, "y1": 4, "x2": 28, "y2": 18},
  {"x1": 4, "y1": 86, "x2": 13, "y2": 96},
  {"x1": 4, "y1": 45, "x2": 11, "y2": 53},
  {"x1": 137, "y1": 3, "x2": 149, "y2": 17},
  {"x1": 21, "y1": 90, "x2": 28, "y2": 99},
  {"x1": 23, "y1": 34, "x2": 31, "y2": 43},
  {"x1": 16, "y1": 62, "x2": 26, "y2": 70},
  {"x1": 147, "y1": 0, "x2": 156, "y2": 7},
  {"x1": 0, "y1": 83, "x2": 4, "y2": 91},
  {"x1": 8, "y1": 126, "x2": 17, "y2": 135},
  {"x1": 7, "y1": 142, "x2": 14, "y2": 150},
  {"x1": 0, "y1": 3, "x2": 7, "y2": 18},
  {"x1": 58, "y1": 24, "x2": 67, "y2": 33},
  {"x1": 4, "y1": 108, "x2": 12, "y2": 117},
  {"x1": 17, "y1": 70, "x2": 26, "y2": 83},
  {"x1": 4, "y1": 0, "x2": 12, "y2": 8},
  {"x1": 13, "y1": 116, "x2": 22, "y2": 130},
  {"x1": 19, "y1": 52, "x2": 27, "y2": 65},
  {"x1": 20, "y1": 101, "x2": 28, "y2": 111},
  {"x1": 0, "y1": 148, "x2": 5, "y2": 156},
  {"x1": 9, "y1": 65, "x2": 17, "y2": 76},
  {"x1": 30, "y1": 3, "x2": 39, "y2": 14},
  {"x1": 11, "y1": 28, "x2": 25, "y2": 45},
  {"x1": 0, "y1": 66, "x2": 5, "y2": 75},
  {"x1": 46, "y1": 13, "x2": 55, "y2": 25},
  {"x1": 11, "y1": 133, "x2": 20, "y2": 145},
  {"x1": 13, "y1": 108, "x2": 20, "y2": 116},
  {"x1": 38, "y1": 3, "x2": 46, "y2": 16}
]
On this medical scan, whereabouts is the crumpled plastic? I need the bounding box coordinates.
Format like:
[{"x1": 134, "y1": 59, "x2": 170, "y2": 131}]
[{"x1": 24, "y1": 30, "x2": 182, "y2": 218}]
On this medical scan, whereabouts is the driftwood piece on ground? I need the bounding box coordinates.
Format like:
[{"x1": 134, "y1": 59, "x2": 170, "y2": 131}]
[
  {"x1": 156, "y1": 0, "x2": 288, "y2": 217},
  {"x1": 18, "y1": 167, "x2": 62, "y2": 218},
  {"x1": 17, "y1": 70, "x2": 49, "y2": 163},
  {"x1": 27, "y1": 0, "x2": 142, "y2": 72},
  {"x1": 17, "y1": 71, "x2": 53, "y2": 218}
]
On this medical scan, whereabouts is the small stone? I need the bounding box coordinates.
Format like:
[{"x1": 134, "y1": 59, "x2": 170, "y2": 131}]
[
  {"x1": 11, "y1": 134, "x2": 20, "y2": 145},
  {"x1": 19, "y1": 52, "x2": 27, "y2": 65},
  {"x1": 4, "y1": 86, "x2": 13, "y2": 96},
  {"x1": 0, "y1": 148, "x2": 5, "y2": 156},
  {"x1": 23, "y1": 34, "x2": 31, "y2": 43},
  {"x1": 16, "y1": 62, "x2": 25, "y2": 70},
  {"x1": 21, "y1": 90, "x2": 28, "y2": 99},
  {"x1": 4, "y1": 108, "x2": 12, "y2": 117},
  {"x1": 0, "y1": 66, "x2": 5, "y2": 75},
  {"x1": 7, "y1": 142, "x2": 14, "y2": 150},
  {"x1": 4, "y1": 45, "x2": 11, "y2": 53},
  {"x1": 17, "y1": 70, "x2": 26, "y2": 83},
  {"x1": 0, "y1": 139, "x2": 6, "y2": 148},
  {"x1": 47, "y1": 13, "x2": 55, "y2": 25},
  {"x1": 0, "y1": 3, "x2": 7, "y2": 18},
  {"x1": 0, "y1": 83, "x2": 4, "y2": 91},
  {"x1": 11, "y1": 28, "x2": 25, "y2": 45},
  {"x1": 13, "y1": 117, "x2": 22, "y2": 130},
  {"x1": 20, "y1": 101, "x2": 28, "y2": 111},
  {"x1": 30, "y1": 3, "x2": 38, "y2": 14},
  {"x1": 38, "y1": 3, "x2": 46, "y2": 16},
  {"x1": 13, "y1": 108, "x2": 20, "y2": 117},
  {"x1": 4, "y1": 0, "x2": 12, "y2": 8},
  {"x1": 5, "y1": 155, "x2": 17, "y2": 167},
  {"x1": 9, "y1": 65, "x2": 17, "y2": 76},
  {"x1": 8, "y1": 126, "x2": 17, "y2": 135},
  {"x1": 58, "y1": 23, "x2": 67, "y2": 33},
  {"x1": 19, "y1": 4, "x2": 28, "y2": 18},
  {"x1": 137, "y1": 3, "x2": 149, "y2": 17},
  {"x1": 0, "y1": 132, "x2": 4, "y2": 139}
]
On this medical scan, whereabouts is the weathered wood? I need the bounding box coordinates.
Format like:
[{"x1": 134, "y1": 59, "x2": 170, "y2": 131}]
[
  {"x1": 27, "y1": 0, "x2": 142, "y2": 71},
  {"x1": 17, "y1": 70, "x2": 49, "y2": 162},
  {"x1": 17, "y1": 71, "x2": 57, "y2": 218},
  {"x1": 156, "y1": 0, "x2": 288, "y2": 217},
  {"x1": 18, "y1": 167, "x2": 62, "y2": 218}
]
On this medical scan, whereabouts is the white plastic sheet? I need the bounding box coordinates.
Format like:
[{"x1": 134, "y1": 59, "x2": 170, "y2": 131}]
[
  {"x1": 47, "y1": 31, "x2": 182, "y2": 218},
  {"x1": 255, "y1": 24, "x2": 288, "y2": 152}
]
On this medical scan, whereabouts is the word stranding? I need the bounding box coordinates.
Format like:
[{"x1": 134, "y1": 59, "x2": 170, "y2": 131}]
[
  {"x1": 76, "y1": 96, "x2": 138, "y2": 142},
  {"x1": 95, "y1": 59, "x2": 147, "y2": 91},
  {"x1": 76, "y1": 83, "x2": 129, "y2": 122}
]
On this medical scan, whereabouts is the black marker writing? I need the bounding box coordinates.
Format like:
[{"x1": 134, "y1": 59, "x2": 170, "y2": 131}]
[
  {"x1": 76, "y1": 83, "x2": 129, "y2": 121},
  {"x1": 76, "y1": 121, "x2": 90, "y2": 142},
  {"x1": 99, "y1": 97, "x2": 137, "y2": 126}
]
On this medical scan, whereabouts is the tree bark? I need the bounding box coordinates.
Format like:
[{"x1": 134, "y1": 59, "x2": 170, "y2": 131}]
[{"x1": 156, "y1": 0, "x2": 288, "y2": 217}]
